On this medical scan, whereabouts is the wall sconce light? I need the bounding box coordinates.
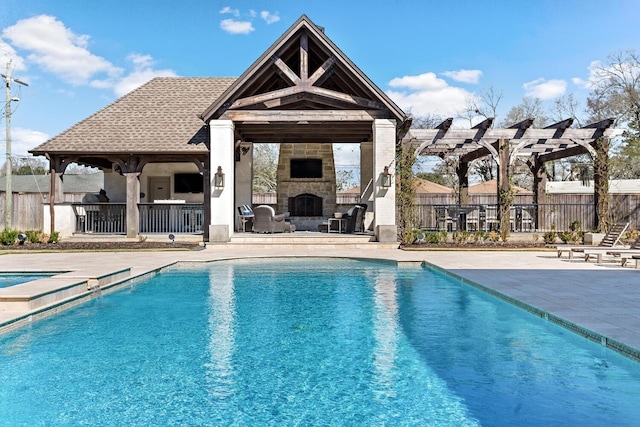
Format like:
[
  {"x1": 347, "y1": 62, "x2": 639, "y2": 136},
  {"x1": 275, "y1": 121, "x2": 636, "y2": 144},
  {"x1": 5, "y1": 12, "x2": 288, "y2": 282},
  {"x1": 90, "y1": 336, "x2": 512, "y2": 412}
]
[
  {"x1": 214, "y1": 166, "x2": 225, "y2": 189},
  {"x1": 381, "y1": 166, "x2": 392, "y2": 188}
]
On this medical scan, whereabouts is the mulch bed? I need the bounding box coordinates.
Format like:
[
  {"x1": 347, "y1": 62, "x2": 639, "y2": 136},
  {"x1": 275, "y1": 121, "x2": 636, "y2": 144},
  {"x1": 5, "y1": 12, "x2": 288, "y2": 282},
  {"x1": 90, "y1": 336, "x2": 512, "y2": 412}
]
[{"x1": 1, "y1": 241, "x2": 202, "y2": 251}]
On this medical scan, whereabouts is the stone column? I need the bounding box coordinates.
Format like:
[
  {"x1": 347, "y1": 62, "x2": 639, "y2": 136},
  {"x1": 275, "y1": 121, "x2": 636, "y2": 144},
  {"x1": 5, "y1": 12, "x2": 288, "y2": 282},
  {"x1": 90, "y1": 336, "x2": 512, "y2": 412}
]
[
  {"x1": 209, "y1": 120, "x2": 235, "y2": 242},
  {"x1": 124, "y1": 172, "x2": 140, "y2": 238},
  {"x1": 373, "y1": 119, "x2": 397, "y2": 242}
]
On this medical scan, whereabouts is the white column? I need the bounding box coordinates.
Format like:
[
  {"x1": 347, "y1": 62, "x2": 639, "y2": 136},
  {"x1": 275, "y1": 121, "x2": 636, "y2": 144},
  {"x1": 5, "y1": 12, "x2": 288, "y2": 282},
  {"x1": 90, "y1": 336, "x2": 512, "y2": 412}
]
[
  {"x1": 373, "y1": 119, "x2": 397, "y2": 242},
  {"x1": 209, "y1": 120, "x2": 235, "y2": 242}
]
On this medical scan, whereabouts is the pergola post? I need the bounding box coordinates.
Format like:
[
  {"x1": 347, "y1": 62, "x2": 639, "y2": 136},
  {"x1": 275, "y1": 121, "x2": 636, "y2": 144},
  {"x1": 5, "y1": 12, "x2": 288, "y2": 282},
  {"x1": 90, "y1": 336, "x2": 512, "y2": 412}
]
[
  {"x1": 497, "y1": 138, "x2": 512, "y2": 236},
  {"x1": 530, "y1": 159, "x2": 547, "y2": 231},
  {"x1": 457, "y1": 161, "x2": 469, "y2": 205}
]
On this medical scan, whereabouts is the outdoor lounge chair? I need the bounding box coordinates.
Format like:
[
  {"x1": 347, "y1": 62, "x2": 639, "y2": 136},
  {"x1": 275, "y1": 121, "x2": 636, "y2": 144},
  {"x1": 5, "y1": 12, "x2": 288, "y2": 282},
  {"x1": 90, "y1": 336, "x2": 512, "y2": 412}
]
[
  {"x1": 584, "y1": 235, "x2": 640, "y2": 263},
  {"x1": 556, "y1": 222, "x2": 629, "y2": 259},
  {"x1": 252, "y1": 205, "x2": 295, "y2": 233}
]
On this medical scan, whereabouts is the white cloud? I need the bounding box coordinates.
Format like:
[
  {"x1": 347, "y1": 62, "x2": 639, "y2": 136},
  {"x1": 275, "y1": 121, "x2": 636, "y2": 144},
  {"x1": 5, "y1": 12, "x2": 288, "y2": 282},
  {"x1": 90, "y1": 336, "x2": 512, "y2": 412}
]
[
  {"x1": 523, "y1": 78, "x2": 567, "y2": 99},
  {"x1": 2, "y1": 15, "x2": 122, "y2": 86},
  {"x1": 441, "y1": 69, "x2": 482, "y2": 84},
  {"x1": 2, "y1": 16, "x2": 177, "y2": 97},
  {"x1": 0, "y1": 39, "x2": 27, "y2": 72},
  {"x1": 9, "y1": 127, "x2": 49, "y2": 157},
  {"x1": 111, "y1": 53, "x2": 177, "y2": 97},
  {"x1": 219, "y1": 7, "x2": 240, "y2": 17},
  {"x1": 387, "y1": 72, "x2": 473, "y2": 117},
  {"x1": 261, "y1": 11, "x2": 280, "y2": 25},
  {"x1": 220, "y1": 19, "x2": 254, "y2": 35}
]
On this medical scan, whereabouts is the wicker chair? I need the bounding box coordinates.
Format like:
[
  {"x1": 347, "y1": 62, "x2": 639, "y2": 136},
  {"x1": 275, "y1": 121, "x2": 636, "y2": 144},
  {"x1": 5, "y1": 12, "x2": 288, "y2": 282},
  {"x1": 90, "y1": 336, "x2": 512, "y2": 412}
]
[{"x1": 252, "y1": 205, "x2": 295, "y2": 233}]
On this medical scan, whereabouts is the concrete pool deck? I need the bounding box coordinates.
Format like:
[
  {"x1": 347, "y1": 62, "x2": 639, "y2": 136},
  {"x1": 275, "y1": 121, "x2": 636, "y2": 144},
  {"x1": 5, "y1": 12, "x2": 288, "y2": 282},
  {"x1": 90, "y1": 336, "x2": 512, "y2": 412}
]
[{"x1": 1, "y1": 246, "x2": 638, "y2": 361}]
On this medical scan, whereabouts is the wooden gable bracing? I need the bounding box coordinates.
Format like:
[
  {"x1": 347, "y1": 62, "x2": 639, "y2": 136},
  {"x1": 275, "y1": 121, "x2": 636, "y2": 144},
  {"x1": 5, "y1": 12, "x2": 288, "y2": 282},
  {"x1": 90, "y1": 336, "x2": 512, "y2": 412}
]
[{"x1": 201, "y1": 15, "x2": 407, "y2": 144}]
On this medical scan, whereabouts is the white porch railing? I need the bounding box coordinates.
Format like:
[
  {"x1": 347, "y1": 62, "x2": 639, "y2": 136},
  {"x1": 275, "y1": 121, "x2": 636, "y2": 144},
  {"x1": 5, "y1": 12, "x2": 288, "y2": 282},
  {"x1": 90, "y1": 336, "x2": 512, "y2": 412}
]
[
  {"x1": 72, "y1": 203, "x2": 204, "y2": 234},
  {"x1": 139, "y1": 203, "x2": 204, "y2": 234}
]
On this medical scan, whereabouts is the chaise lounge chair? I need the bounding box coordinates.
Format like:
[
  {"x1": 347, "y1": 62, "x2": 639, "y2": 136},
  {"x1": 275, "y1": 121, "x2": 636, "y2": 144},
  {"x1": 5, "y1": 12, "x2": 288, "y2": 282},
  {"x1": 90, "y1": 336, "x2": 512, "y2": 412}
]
[
  {"x1": 252, "y1": 205, "x2": 295, "y2": 233},
  {"x1": 556, "y1": 222, "x2": 629, "y2": 259},
  {"x1": 584, "y1": 235, "x2": 640, "y2": 264}
]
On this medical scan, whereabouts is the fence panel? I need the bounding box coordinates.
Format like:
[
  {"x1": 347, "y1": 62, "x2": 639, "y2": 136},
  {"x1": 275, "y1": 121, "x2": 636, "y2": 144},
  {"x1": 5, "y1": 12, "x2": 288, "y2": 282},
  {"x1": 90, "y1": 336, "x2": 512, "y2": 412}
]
[{"x1": 0, "y1": 193, "x2": 44, "y2": 230}]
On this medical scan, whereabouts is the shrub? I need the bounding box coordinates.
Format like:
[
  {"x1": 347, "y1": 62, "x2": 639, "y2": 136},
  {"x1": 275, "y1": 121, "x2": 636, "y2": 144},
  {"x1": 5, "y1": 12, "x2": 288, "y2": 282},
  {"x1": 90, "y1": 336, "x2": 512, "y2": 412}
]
[
  {"x1": 452, "y1": 230, "x2": 471, "y2": 244},
  {"x1": 48, "y1": 231, "x2": 60, "y2": 244},
  {"x1": 0, "y1": 228, "x2": 19, "y2": 245},
  {"x1": 543, "y1": 230, "x2": 557, "y2": 244},
  {"x1": 25, "y1": 229, "x2": 47, "y2": 244}
]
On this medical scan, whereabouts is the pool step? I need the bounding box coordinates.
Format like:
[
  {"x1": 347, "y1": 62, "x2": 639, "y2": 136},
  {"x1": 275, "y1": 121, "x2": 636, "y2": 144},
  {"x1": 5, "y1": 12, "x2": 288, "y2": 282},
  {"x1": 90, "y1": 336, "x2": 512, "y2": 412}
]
[
  {"x1": 0, "y1": 267, "x2": 131, "y2": 314},
  {"x1": 227, "y1": 233, "x2": 398, "y2": 249}
]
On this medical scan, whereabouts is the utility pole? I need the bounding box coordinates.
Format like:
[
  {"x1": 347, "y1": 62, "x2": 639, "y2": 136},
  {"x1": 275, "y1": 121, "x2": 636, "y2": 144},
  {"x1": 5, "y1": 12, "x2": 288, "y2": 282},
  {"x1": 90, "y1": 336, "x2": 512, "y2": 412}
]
[{"x1": 2, "y1": 61, "x2": 28, "y2": 230}]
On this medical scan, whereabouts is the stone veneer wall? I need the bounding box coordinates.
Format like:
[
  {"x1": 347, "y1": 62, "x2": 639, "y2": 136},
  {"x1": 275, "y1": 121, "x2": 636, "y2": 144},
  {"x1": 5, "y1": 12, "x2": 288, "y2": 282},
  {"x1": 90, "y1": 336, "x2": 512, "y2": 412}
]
[{"x1": 277, "y1": 143, "x2": 337, "y2": 230}]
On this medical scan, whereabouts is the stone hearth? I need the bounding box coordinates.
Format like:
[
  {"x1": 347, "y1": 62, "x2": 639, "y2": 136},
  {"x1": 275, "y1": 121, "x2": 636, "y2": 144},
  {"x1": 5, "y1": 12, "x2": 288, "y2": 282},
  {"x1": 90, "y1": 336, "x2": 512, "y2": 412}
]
[{"x1": 277, "y1": 143, "x2": 336, "y2": 231}]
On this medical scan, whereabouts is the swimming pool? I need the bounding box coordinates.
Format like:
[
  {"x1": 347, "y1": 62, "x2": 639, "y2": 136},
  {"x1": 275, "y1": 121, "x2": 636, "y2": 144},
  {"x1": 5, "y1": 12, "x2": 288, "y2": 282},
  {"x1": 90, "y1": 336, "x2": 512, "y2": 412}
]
[
  {"x1": 0, "y1": 273, "x2": 53, "y2": 288},
  {"x1": 1, "y1": 259, "x2": 639, "y2": 426}
]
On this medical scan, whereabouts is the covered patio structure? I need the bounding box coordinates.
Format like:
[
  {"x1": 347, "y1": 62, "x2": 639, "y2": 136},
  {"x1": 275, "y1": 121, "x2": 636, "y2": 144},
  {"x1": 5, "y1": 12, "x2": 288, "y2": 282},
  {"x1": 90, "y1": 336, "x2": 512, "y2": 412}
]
[{"x1": 30, "y1": 15, "x2": 407, "y2": 243}]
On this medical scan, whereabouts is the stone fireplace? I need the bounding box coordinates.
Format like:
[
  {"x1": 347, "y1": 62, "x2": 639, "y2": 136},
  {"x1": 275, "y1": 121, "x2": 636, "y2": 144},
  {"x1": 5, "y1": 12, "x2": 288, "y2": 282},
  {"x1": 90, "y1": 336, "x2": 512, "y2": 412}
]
[{"x1": 277, "y1": 142, "x2": 336, "y2": 230}]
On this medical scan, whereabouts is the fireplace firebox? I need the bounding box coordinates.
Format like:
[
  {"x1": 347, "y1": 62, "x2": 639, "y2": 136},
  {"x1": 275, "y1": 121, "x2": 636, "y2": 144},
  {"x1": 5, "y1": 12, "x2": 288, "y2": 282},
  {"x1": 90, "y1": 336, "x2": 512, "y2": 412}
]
[{"x1": 288, "y1": 193, "x2": 323, "y2": 217}]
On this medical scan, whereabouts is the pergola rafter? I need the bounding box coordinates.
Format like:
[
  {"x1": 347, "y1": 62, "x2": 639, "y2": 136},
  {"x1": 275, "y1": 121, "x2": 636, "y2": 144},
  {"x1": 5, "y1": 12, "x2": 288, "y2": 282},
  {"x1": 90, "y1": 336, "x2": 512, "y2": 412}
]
[{"x1": 403, "y1": 117, "x2": 624, "y2": 232}]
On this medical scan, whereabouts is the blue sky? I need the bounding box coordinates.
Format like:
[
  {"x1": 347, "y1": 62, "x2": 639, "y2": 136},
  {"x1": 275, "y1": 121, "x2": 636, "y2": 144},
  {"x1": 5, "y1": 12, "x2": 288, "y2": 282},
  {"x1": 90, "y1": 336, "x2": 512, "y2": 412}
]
[{"x1": 2, "y1": 0, "x2": 639, "y2": 160}]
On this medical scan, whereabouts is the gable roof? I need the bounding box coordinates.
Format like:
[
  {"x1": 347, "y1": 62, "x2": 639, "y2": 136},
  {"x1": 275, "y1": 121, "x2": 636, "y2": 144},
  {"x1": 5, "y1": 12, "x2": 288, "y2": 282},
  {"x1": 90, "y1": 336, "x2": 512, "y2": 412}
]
[
  {"x1": 470, "y1": 179, "x2": 532, "y2": 194},
  {"x1": 414, "y1": 178, "x2": 454, "y2": 194},
  {"x1": 200, "y1": 15, "x2": 406, "y2": 144},
  {"x1": 31, "y1": 77, "x2": 235, "y2": 156}
]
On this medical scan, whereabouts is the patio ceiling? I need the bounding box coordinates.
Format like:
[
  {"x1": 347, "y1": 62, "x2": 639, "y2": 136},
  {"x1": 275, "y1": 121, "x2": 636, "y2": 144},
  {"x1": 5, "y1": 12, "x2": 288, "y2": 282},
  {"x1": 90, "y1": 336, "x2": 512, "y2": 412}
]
[{"x1": 404, "y1": 117, "x2": 623, "y2": 164}]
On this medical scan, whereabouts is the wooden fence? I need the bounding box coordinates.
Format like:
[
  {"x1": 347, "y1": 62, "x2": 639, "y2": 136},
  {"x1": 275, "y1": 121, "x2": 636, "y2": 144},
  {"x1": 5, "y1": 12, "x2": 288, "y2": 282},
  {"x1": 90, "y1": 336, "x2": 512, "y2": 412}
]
[{"x1": 0, "y1": 192, "x2": 87, "y2": 231}]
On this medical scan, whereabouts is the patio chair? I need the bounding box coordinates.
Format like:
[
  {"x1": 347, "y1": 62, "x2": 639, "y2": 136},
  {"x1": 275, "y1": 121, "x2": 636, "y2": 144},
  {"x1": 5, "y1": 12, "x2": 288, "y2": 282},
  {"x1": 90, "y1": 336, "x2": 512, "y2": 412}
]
[
  {"x1": 340, "y1": 204, "x2": 366, "y2": 233},
  {"x1": 556, "y1": 222, "x2": 629, "y2": 259},
  {"x1": 252, "y1": 205, "x2": 295, "y2": 233},
  {"x1": 237, "y1": 205, "x2": 254, "y2": 232}
]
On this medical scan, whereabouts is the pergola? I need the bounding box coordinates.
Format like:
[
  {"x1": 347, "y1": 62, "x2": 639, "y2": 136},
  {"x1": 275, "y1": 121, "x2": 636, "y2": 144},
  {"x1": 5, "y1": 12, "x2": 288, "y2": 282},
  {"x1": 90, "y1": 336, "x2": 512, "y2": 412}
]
[{"x1": 403, "y1": 117, "x2": 623, "y2": 231}]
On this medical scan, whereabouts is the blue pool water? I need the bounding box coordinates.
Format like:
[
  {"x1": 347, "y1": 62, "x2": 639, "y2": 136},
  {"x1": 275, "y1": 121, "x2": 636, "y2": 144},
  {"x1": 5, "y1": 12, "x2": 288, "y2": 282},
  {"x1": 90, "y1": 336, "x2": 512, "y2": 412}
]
[
  {"x1": 0, "y1": 273, "x2": 52, "y2": 288},
  {"x1": 1, "y1": 259, "x2": 639, "y2": 426}
]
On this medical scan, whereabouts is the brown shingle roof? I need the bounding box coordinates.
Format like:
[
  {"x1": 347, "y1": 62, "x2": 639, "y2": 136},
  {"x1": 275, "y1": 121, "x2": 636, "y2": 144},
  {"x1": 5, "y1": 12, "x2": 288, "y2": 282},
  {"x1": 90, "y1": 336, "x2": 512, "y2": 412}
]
[{"x1": 31, "y1": 77, "x2": 236, "y2": 155}]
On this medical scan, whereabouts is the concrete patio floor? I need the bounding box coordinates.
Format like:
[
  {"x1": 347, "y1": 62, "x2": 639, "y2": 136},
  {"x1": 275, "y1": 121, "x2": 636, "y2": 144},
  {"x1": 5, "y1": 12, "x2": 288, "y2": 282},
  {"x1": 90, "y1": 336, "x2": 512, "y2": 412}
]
[{"x1": 1, "y1": 246, "x2": 638, "y2": 361}]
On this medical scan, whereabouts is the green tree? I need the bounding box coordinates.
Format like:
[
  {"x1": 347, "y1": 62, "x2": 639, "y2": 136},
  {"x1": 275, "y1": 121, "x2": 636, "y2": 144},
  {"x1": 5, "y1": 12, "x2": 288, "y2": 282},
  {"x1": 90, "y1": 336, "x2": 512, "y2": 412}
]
[
  {"x1": 335, "y1": 169, "x2": 357, "y2": 191},
  {"x1": 252, "y1": 143, "x2": 278, "y2": 193},
  {"x1": 415, "y1": 171, "x2": 447, "y2": 186},
  {"x1": 1, "y1": 157, "x2": 47, "y2": 176}
]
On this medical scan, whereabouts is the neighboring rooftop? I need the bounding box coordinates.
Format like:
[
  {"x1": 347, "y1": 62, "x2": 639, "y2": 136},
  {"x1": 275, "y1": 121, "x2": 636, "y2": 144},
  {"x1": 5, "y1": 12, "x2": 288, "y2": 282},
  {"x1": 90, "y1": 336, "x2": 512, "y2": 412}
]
[{"x1": 0, "y1": 172, "x2": 104, "y2": 194}]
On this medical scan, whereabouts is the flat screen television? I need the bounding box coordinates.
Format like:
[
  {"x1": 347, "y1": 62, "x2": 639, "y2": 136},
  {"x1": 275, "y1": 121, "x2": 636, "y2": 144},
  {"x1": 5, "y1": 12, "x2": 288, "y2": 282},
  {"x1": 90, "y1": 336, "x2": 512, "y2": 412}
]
[
  {"x1": 174, "y1": 173, "x2": 204, "y2": 193},
  {"x1": 290, "y1": 159, "x2": 322, "y2": 178}
]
